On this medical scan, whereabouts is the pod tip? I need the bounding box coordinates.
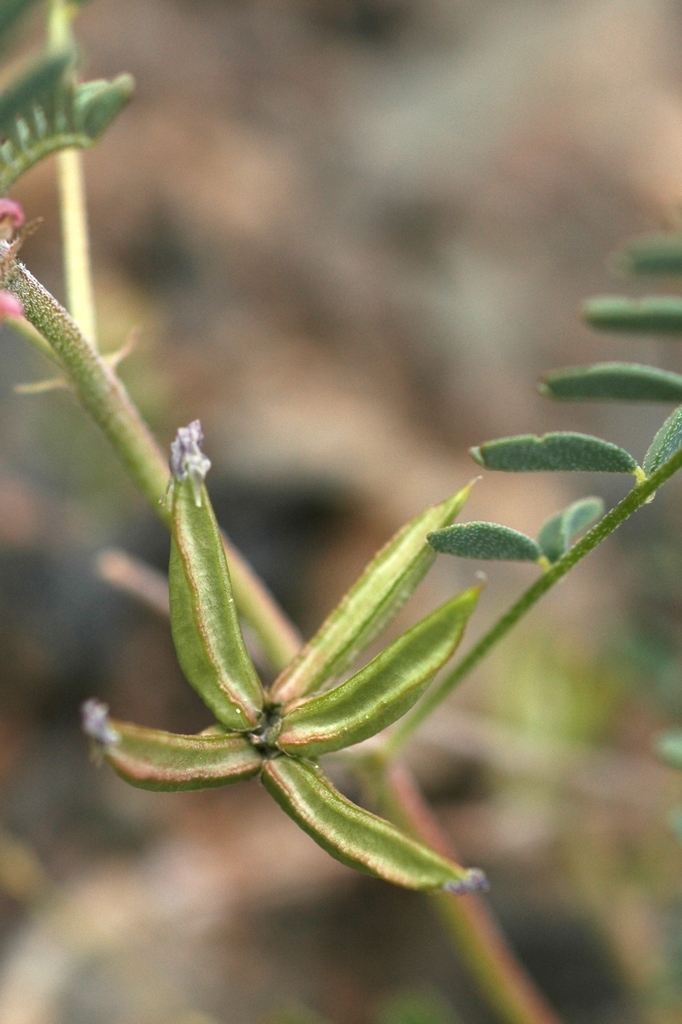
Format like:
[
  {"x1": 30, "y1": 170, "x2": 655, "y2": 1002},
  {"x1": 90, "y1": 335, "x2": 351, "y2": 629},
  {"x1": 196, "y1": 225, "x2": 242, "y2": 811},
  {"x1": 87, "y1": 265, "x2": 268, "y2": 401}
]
[
  {"x1": 443, "y1": 868, "x2": 489, "y2": 896},
  {"x1": 170, "y1": 419, "x2": 211, "y2": 501},
  {"x1": 81, "y1": 698, "x2": 119, "y2": 746}
]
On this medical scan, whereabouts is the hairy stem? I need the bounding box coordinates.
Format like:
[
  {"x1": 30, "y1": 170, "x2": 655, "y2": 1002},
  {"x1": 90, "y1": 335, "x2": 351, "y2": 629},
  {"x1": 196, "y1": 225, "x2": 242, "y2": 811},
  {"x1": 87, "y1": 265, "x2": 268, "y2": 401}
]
[
  {"x1": 373, "y1": 762, "x2": 563, "y2": 1024},
  {"x1": 386, "y1": 453, "x2": 682, "y2": 754},
  {"x1": 1, "y1": 245, "x2": 301, "y2": 671}
]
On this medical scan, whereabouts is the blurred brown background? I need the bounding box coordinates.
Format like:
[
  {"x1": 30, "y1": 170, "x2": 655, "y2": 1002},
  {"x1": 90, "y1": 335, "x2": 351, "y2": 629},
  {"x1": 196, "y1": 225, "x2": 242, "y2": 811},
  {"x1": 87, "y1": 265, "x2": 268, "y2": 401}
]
[{"x1": 2, "y1": 0, "x2": 682, "y2": 1022}]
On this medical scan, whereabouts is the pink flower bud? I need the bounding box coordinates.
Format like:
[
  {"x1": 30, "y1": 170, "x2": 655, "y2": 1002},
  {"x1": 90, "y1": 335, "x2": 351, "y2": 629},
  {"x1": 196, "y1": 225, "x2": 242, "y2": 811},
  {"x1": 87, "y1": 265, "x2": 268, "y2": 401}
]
[
  {"x1": 0, "y1": 291, "x2": 24, "y2": 320},
  {"x1": 0, "y1": 199, "x2": 25, "y2": 241}
]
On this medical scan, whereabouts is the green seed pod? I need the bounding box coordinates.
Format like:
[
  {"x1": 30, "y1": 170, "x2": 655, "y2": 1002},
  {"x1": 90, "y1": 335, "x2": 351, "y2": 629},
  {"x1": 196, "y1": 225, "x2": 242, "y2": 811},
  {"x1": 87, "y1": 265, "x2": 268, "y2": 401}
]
[
  {"x1": 261, "y1": 755, "x2": 488, "y2": 894},
  {"x1": 271, "y1": 483, "x2": 474, "y2": 705},
  {"x1": 428, "y1": 522, "x2": 541, "y2": 562},
  {"x1": 644, "y1": 405, "x2": 682, "y2": 476},
  {"x1": 277, "y1": 587, "x2": 480, "y2": 757},
  {"x1": 612, "y1": 234, "x2": 682, "y2": 277},
  {"x1": 540, "y1": 363, "x2": 682, "y2": 403},
  {"x1": 81, "y1": 699, "x2": 262, "y2": 791},
  {"x1": 471, "y1": 432, "x2": 639, "y2": 475},
  {"x1": 537, "y1": 497, "x2": 604, "y2": 564},
  {"x1": 169, "y1": 421, "x2": 264, "y2": 730},
  {"x1": 583, "y1": 296, "x2": 682, "y2": 334}
]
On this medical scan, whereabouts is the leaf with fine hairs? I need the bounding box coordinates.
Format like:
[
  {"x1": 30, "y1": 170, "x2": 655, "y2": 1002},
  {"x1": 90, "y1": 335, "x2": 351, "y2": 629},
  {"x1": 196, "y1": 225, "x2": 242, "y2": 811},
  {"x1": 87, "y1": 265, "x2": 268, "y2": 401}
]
[
  {"x1": 537, "y1": 497, "x2": 604, "y2": 564},
  {"x1": 644, "y1": 405, "x2": 682, "y2": 476},
  {"x1": 583, "y1": 296, "x2": 682, "y2": 334},
  {"x1": 471, "y1": 432, "x2": 639, "y2": 474},
  {"x1": 540, "y1": 363, "x2": 682, "y2": 403},
  {"x1": 428, "y1": 522, "x2": 542, "y2": 562}
]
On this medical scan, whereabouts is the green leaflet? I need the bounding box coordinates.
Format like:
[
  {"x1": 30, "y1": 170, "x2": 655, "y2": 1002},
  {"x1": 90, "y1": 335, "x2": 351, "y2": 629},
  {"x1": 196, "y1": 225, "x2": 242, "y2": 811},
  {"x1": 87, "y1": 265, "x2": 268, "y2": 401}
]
[
  {"x1": 261, "y1": 756, "x2": 488, "y2": 894},
  {"x1": 0, "y1": 74, "x2": 133, "y2": 195},
  {"x1": 81, "y1": 700, "x2": 262, "y2": 791},
  {"x1": 168, "y1": 422, "x2": 264, "y2": 730},
  {"x1": 536, "y1": 497, "x2": 604, "y2": 564},
  {"x1": 276, "y1": 587, "x2": 480, "y2": 757},
  {"x1": 643, "y1": 405, "x2": 682, "y2": 476},
  {"x1": 270, "y1": 483, "x2": 473, "y2": 705},
  {"x1": 612, "y1": 233, "x2": 682, "y2": 277},
  {"x1": 471, "y1": 432, "x2": 639, "y2": 475},
  {"x1": 428, "y1": 522, "x2": 541, "y2": 562},
  {"x1": 541, "y1": 363, "x2": 682, "y2": 403},
  {"x1": 583, "y1": 296, "x2": 682, "y2": 334},
  {"x1": 656, "y1": 731, "x2": 682, "y2": 771},
  {"x1": 0, "y1": 52, "x2": 72, "y2": 138}
]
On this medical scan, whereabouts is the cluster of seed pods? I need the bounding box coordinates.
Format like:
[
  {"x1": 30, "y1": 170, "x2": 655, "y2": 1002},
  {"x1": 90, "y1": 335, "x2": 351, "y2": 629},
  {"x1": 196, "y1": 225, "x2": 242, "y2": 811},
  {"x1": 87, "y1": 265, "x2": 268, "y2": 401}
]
[{"x1": 83, "y1": 421, "x2": 486, "y2": 895}]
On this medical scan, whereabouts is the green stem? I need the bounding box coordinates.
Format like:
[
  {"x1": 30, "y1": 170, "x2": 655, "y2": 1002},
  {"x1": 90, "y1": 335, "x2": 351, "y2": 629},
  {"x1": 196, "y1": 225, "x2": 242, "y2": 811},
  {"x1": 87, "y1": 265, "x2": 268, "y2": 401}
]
[
  {"x1": 57, "y1": 149, "x2": 97, "y2": 344},
  {"x1": 386, "y1": 453, "x2": 682, "y2": 754},
  {"x1": 49, "y1": 0, "x2": 98, "y2": 344},
  {"x1": 1, "y1": 244, "x2": 301, "y2": 671},
  {"x1": 373, "y1": 762, "x2": 563, "y2": 1024}
]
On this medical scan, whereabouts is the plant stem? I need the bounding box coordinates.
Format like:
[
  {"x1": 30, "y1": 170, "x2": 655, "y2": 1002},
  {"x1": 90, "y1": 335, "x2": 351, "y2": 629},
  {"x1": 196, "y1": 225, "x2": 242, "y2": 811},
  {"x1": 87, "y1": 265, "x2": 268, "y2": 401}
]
[
  {"x1": 48, "y1": 0, "x2": 98, "y2": 344},
  {"x1": 374, "y1": 762, "x2": 563, "y2": 1024},
  {"x1": 1, "y1": 244, "x2": 301, "y2": 671},
  {"x1": 57, "y1": 149, "x2": 97, "y2": 343},
  {"x1": 386, "y1": 453, "x2": 682, "y2": 754}
]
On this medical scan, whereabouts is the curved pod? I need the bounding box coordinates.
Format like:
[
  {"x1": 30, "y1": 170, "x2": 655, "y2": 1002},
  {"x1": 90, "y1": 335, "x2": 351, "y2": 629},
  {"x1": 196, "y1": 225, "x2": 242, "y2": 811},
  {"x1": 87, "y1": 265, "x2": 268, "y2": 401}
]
[
  {"x1": 262, "y1": 756, "x2": 486, "y2": 893},
  {"x1": 271, "y1": 483, "x2": 473, "y2": 704},
  {"x1": 170, "y1": 477, "x2": 264, "y2": 730},
  {"x1": 277, "y1": 587, "x2": 480, "y2": 757},
  {"x1": 88, "y1": 714, "x2": 262, "y2": 791}
]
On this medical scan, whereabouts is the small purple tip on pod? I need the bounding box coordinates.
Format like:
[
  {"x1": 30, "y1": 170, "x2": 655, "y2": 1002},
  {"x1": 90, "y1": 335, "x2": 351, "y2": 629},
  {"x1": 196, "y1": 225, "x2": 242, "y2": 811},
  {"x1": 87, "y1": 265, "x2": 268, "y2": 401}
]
[
  {"x1": 170, "y1": 420, "x2": 211, "y2": 505},
  {"x1": 443, "y1": 868, "x2": 490, "y2": 896},
  {"x1": 81, "y1": 698, "x2": 120, "y2": 746}
]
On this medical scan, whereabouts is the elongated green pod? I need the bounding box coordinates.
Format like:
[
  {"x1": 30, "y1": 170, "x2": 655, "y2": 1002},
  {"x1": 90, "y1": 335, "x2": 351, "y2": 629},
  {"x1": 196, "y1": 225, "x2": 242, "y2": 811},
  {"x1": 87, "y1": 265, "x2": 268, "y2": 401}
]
[
  {"x1": 643, "y1": 405, "x2": 682, "y2": 477},
  {"x1": 612, "y1": 233, "x2": 682, "y2": 278},
  {"x1": 169, "y1": 421, "x2": 264, "y2": 730},
  {"x1": 428, "y1": 522, "x2": 542, "y2": 562},
  {"x1": 583, "y1": 296, "x2": 682, "y2": 334},
  {"x1": 277, "y1": 587, "x2": 480, "y2": 757},
  {"x1": 81, "y1": 699, "x2": 262, "y2": 791},
  {"x1": 540, "y1": 363, "x2": 682, "y2": 403},
  {"x1": 271, "y1": 484, "x2": 473, "y2": 705},
  {"x1": 471, "y1": 432, "x2": 640, "y2": 476},
  {"x1": 261, "y1": 756, "x2": 487, "y2": 894},
  {"x1": 536, "y1": 497, "x2": 604, "y2": 564}
]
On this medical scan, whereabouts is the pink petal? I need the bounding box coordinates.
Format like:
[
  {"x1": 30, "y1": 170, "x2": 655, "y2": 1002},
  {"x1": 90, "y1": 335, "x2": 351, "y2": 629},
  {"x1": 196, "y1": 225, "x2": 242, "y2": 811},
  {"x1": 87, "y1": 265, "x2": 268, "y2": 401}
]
[
  {"x1": 0, "y1": 291, "x2": 24, "y2": 320},
  {"x1": 0, "y1": 199, "x2": 25, "y2": 230}
]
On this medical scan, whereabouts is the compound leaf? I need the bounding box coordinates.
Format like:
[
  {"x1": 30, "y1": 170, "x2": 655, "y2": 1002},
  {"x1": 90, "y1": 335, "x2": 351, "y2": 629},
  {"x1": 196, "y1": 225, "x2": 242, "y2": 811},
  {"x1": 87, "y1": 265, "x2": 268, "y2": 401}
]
[
  {"x1": 541, "y1": 363, "x2": 682, "y2": 403},
  {"x1": 0, "y1": 73, "x2": 133, "y2": 195},
  {"x1": 428, "y1": 522, "x2": 541, "y2": 562}
]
